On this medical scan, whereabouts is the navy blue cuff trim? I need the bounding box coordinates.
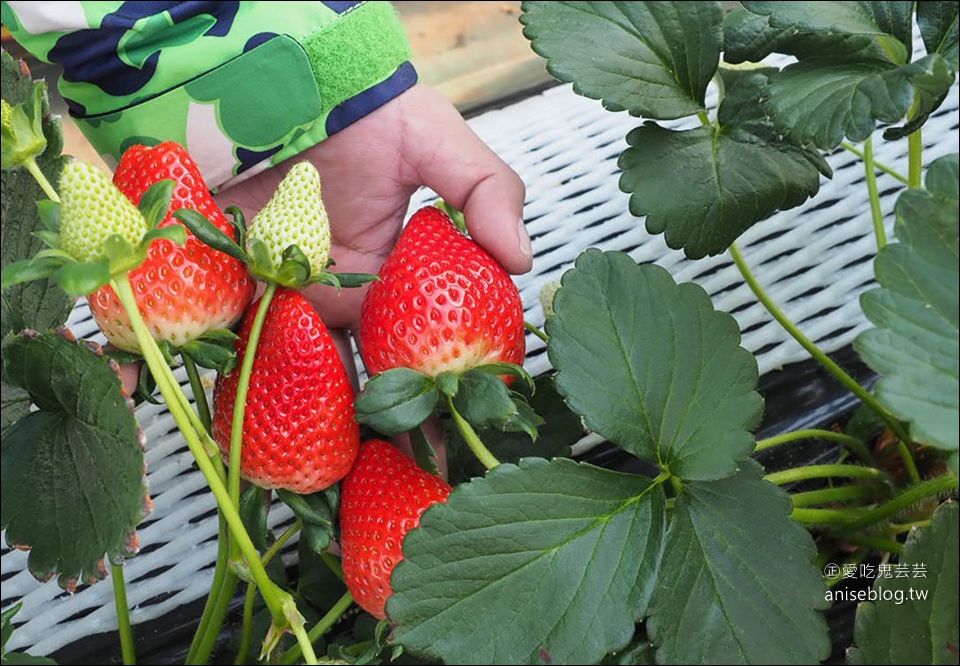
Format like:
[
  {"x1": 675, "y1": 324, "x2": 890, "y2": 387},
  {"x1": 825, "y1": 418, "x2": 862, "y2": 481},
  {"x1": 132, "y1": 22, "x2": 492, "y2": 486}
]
[{"x1": 325, "y1": 61, "x2": 418, "y2": 136}]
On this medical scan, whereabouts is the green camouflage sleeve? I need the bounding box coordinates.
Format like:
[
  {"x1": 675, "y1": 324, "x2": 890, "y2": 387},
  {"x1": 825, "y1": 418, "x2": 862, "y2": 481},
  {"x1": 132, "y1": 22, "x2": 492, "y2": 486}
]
[{"x1": 1, "y1": 1, "x2": 417, "y2": 191}]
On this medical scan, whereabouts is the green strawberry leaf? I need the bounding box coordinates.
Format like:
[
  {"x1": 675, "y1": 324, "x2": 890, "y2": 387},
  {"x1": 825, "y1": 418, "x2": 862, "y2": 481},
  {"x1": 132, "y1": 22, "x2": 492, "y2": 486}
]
[
  {"x1": 0, "y1": 380, "x2": 31, "y2": 437},
  {"x1": 173, "y1": 208, "x2": 249, "y2": 263},
  {"x1": 1, "y1": 52, "x2": 72, "y2": 340},
  {"x1": 451, "y1": 368, "x2": 517, "y2": 430},
  {"x1": 355, "y1": 368, "x2": 440, "y2": 435},
  {"x1": 520, "y1": 1, "x2": 723, "y2": 120},
  {"x1": 1, "y1": 332, "x2": 148, "y2": 588},
  {"x1": 764, "y1": 54, "x2": 948, "y2": 150},
  {"x1": 136, "y1": 179, "x2": 174, "y2": 230},
  {"x1": 883, "y1": 53, "x2": 956, "y2": 140},
  {"x1": 619, "y1": 68, "x2": 827, "y2": 258},
  {"x1": 855, "y1": 154, "x2": 959, "y2": 469},
  {"x1": 446, "y1": 375, "x2": 583, "y2": 485},
  {"x1": 647, "y1": 460, "x2": 830, "y2": 664},
  {"x1": 546, "y1": 251, "x2": 761, "y2": 481},
  {"x1": 389, "y1": 458, "x2": 666, "y2": 665},
  {"x1": 739, "y1": 1, "x2": 912, "y2": 64},
  {"x1": 240, "y1": 486, "x2": 271, "y2": 552},
  {"x1": 722, "y1": 7, "x2": 870, "y2": 64},
  {"x1": 1, "y1": 604, "x2": 58, "y2": 665},
  {"x1": 848, "y1": 501, "x2": 959, "y2": 665},
  {"x1": 918, "y1": 0, "x2": 959, "y2": 70},
  {"x1": 602, "y1": 634, "x2": 656, "y2": 665}
]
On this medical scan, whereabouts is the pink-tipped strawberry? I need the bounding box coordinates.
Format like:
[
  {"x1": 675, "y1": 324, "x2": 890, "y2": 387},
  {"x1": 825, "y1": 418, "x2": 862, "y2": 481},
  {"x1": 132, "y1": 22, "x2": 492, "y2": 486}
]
[
  {"x1": 86, "y1": 142, "x2": 255, "y2": 352},
  {"x1": 58, "y1": 161, "x2": 148, "y2": 263},
  {"x1": 340, "y1": 440, "x2": 452, "y2": 619},
  {"x1": 245, "y1": 161, "x2": 332, "y2": 288},
  {"x1": 212, "y1": 288, "x2": 359, "y2": 493},
  {"x1": 359, "y1": 205, "x2": 526, "y2": 378}
]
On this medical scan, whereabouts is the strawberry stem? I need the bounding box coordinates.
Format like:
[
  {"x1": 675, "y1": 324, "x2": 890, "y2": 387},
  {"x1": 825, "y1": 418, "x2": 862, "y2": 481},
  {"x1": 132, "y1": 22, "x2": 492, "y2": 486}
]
[
  {"x1": 446, "y1": 395, "x2": 500, "y2": 470},
  {"x1": 236, "y1": 520, "x2": 302, "y2": 665},
  {"x1": 182, "y1": 355, "x2": 212, "y2": 432},
  {"x1": 23, "y1": 156, "x2": 60, "y2": 203},
  {"x1": 728, "y1": 242, "x2": 913, "y2": 446},
  {"x1": 755, "y1": 428, "x2": 873, "y2": 466},
  {"x1": 111, "y1": 275, "x2": 301, "y2": 648},
  {"x1": 111, "y1": 562, "x2": 136, "y2": 665},
  {"x1": 524, "y1": 320, "x2": 549, "y2": 344},
  {"x1": 279, "y1": 591, "x2": 354, "y2": 666},
  {"x1": 187, "y1": 516, "x2": 236, "y2": 665},
  {"x1": 229, "y1": 282, "x2": 278, "y2": 515},
  {"x1": 764, "y1": 464, "x2": 888, "y2": 486}
]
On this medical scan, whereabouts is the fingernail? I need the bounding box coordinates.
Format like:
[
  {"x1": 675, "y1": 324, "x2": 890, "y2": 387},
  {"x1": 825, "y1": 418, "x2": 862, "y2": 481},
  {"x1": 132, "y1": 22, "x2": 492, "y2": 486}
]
[{"x1": 517, "y1": 218, "x2": 533, "y2": 261}]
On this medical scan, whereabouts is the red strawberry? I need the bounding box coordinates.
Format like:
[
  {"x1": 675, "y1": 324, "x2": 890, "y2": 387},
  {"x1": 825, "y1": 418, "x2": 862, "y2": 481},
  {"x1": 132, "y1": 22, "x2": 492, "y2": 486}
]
[
  {"x1": 87, "y1": 142, "x2": 255, "y2": 352},
  {"x1": 359, "y1": 206, "x2": 525, "y2": 378},
  {"x1": 212, "y1": 288, "x2": 359, "y2": 493},
  {"x1": 340, "y1": 440, "x2": 452, "y2": 619}
]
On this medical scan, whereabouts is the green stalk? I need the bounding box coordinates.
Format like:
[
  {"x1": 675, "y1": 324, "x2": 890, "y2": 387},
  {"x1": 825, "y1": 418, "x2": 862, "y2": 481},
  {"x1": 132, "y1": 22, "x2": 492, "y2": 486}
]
[
  {"x1": 756, "y1": 428, "x2": 873, "y2": 465},
  {"x1": 279, "y1": 592, "x2": 355, "y2": 666},
  {"x1": 235, "y1": 583, "x2": 257, "y2": 666},
  {"x1": 791, "y1": 484, "x2": 877, "y2": 508},
  {"x1": 186, "y1": 520, "x2": 232, "y2": 665},
  {"x1": 792, "y1": 506, "x2": 869, "y2": 524},
  {"x1": 23, "y1": 157, "x2": 60, "y2": 202},
  {"x1": 840, "y1": 142, "x2": 909, "y2": 184},
  {"x1": 792, "y1": 475, "x2": 957, "y2": 533},
  {"x1": 862, "y1": 136, "x2": 887, "y2": 251},
  {"x1": 111, "y1": 563, "x2": 136, "y2": 665},
  {"x1": 190, "y1": 568, "x2": 239, "y2": 666},
  {"x1": 524, "y1": 320, "x2": 549, "y2": 344},
  {"x1": 765, "y1": 464, "x2": 887, "y2": 486},
  {"x1": 888, "y1": 519, "x2": 930, "y2": 534},
  {"x1": 112, "y1": 275, "x2": 315, "y2": 663},
  {"x1": 729, "y1": 243, "x2": 912, "y2": 445},
  {"x1": 235, "y1": 522, "x2": 300, "y2": 666},
  {"x1": 321, "y1": 552, "x2": 346, "y2": 582},
  {"x1": 835, "y1": 474, "x2": 957, "y2": 535},
  {"x1": 908, "y1": 127, "x2": 922, "y2": 188},
  {"x1": 229, "y1": 282, "x2": 278, "y2": 513},
  {"x1": 182, "y1": 355, "x2": 212, "y2": 433},
  {"x1": 896, "y1": 440, "x2": 921, "y2": 484},
  {"x1": 845, "y1": 534, "x2": 904, "y2": 554},
  {"x1": 446, "y1": 395, "x2": 500, "y2": 470}
]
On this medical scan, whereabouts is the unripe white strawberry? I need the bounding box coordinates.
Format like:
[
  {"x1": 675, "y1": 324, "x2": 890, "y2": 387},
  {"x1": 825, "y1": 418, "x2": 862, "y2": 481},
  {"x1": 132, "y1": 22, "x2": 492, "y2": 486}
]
[
  {"x1": 246, "y1": 161, "x2": 331, "y2": 284},
  {"x1": 58, "y1": 161, "x2": 148, "y2": 263}
]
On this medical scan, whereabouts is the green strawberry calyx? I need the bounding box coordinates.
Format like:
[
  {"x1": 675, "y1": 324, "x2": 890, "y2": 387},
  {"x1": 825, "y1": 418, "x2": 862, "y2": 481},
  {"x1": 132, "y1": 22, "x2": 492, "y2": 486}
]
[
  {"x1": 0, "y1": 82, "x2": 47, "y2": 171},
  {"x1": 0, "y1": 161, "x2": 185, "y2": 298},
  {"x1": 173, "y1": 161, "x2": 377, "y2": 291}
]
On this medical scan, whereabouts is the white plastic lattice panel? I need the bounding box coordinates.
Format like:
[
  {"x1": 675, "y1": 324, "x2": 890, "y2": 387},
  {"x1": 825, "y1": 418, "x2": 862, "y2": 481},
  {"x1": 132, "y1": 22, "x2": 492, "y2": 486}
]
[{"x1": 3, "y1": 42, "x2": 959, "y2": 659}]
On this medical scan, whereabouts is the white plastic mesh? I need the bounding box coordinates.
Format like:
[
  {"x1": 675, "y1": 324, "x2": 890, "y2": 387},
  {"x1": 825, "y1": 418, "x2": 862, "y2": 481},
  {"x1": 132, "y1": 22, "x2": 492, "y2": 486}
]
[{"x1": 3, "y1": 50, "x2": 958, "y2": 657}]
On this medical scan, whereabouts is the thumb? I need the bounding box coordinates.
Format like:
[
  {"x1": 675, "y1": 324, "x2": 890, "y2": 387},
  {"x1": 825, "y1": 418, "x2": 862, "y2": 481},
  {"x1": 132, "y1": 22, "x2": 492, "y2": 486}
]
[{"x1": 403, "y1": 86, "x2": 531, "y2": 275}]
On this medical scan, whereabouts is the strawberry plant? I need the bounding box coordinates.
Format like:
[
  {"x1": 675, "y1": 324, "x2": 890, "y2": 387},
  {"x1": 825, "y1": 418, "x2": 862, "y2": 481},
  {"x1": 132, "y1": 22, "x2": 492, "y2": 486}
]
[{"x1": 1, "y1": 1, "x2": 958, "y2": 664}]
